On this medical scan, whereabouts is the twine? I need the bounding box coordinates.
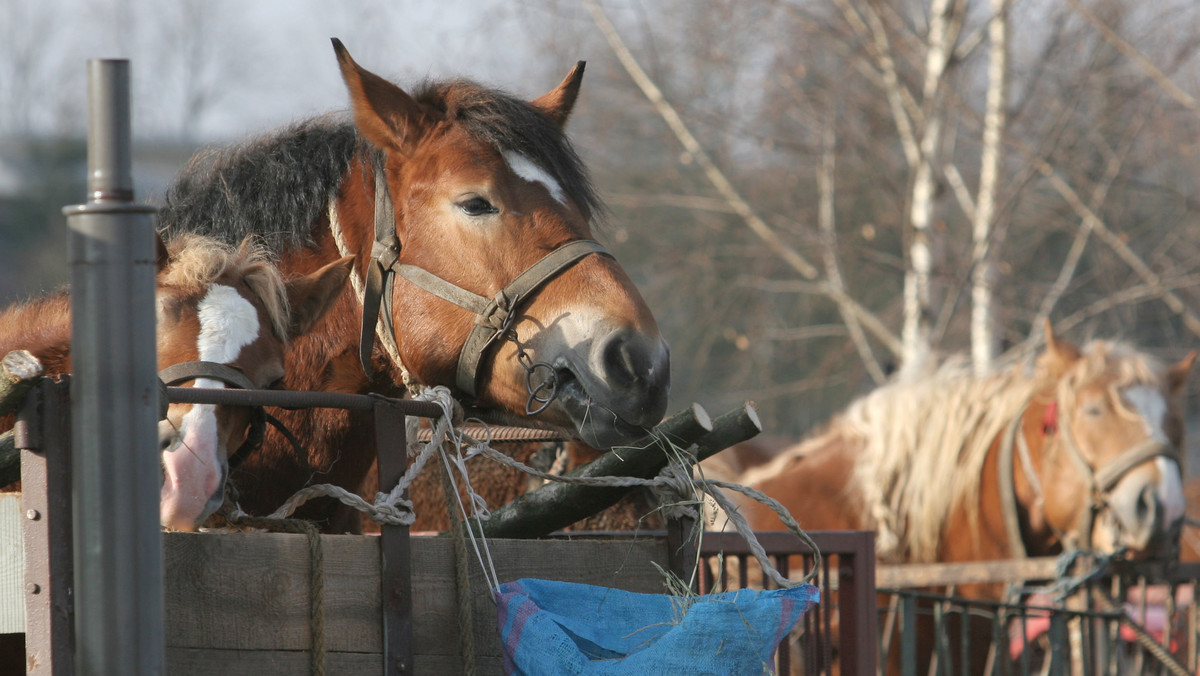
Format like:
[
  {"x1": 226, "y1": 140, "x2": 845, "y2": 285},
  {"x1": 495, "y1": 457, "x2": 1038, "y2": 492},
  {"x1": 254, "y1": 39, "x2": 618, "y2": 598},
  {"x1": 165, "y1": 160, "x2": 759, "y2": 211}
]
[{"x1": 463, "y1": 433, "x2": 822, "y2": 588}]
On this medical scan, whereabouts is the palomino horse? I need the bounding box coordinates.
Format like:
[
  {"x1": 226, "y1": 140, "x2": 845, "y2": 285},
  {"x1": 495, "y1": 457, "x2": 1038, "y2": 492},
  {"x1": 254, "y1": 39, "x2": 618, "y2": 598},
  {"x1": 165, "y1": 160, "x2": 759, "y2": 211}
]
[
  {"x1": 0, "y1": 233, "x2": 352, "y2": 530},
  {"x1": 158, "y1": 40, "x2": 670, "y2": 532},
  {"x1": 732, "y1": 323, "x2": 1193, "y2": 672},
  {"x1": 740, "y1": 324, "x2": 1193, "y2": 571}
]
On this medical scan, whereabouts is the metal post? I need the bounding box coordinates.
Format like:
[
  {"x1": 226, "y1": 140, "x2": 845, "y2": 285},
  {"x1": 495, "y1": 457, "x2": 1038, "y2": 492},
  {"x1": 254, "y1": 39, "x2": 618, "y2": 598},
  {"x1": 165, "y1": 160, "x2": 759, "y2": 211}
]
[
  {"x1": 62, "y1": 59, "x2": 163, "y2": 675},
  {"x1": 18, "y1": 379, "x2": 75, "y2": 676},
  {"x1": 377, "y1": 401, "x2": 414, "y2": 676}
]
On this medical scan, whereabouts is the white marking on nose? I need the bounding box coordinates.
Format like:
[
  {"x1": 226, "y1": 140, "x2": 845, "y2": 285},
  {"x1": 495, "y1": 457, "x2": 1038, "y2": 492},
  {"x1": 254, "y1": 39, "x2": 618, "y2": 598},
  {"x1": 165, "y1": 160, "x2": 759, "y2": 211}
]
[
  {"x1": 1156, "y1": 457, "x2": 1185, "y2": 527},
  {"x1": 1125, "y1": 385, "x2": 1184, "y2": 525},
  {"x1": 1125, "y1": 385, "x2": 1169, "y2": 444},
  {"x1": 503, "y1": 151, "x2": 566, "y2": 205}
]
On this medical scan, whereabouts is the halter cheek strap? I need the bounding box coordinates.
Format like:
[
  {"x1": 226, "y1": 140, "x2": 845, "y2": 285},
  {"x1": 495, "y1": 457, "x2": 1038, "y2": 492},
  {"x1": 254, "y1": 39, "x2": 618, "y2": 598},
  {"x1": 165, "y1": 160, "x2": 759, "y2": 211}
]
[
  {"x1": 999, "y1": 397, "x2": 1177, "y2": 556},
  {"x1": 359, "y1": 168, "x2": 402, "y2": 378}
]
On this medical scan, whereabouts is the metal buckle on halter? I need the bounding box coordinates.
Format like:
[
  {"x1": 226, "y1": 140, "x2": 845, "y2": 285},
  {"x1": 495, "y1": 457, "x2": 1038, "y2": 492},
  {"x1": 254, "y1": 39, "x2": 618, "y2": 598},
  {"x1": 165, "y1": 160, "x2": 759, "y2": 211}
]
[
  {"x1": 478, "y1": 290, "x2": 519, "y2": 353},
  {"x1": 371, "y1": 236, "x2": 401, "y2": 269}
]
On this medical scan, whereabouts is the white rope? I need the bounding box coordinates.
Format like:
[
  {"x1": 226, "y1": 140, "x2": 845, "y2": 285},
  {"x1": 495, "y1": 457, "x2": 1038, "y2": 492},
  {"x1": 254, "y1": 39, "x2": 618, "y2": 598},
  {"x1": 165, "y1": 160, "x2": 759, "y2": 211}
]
[
  {"x1": 224, "y1": 386, "x2": 460, "y2": 528},
  {"x1": 466, "y1": 438, "x2": 822, "y2": 587}
]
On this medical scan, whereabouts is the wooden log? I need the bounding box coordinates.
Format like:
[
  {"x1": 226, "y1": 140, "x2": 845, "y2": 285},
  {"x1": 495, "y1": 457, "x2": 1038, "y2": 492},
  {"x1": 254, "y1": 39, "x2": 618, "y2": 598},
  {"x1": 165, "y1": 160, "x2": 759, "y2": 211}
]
[
  {"x1": 476, "y1": 402, "x2": 763, "y2": 539},
  {"x1": 694, "y1": 402, "x2": 762, "y2": 462},
  {"x1": 0, "y1": 350, "x2": 42, "y2": 418},
  {"x1": 0, "y1": 350, "x2": 42, "y2": 487},
  {"x1": 0, "y1": 431, "x2": 15, "y2": 488}
]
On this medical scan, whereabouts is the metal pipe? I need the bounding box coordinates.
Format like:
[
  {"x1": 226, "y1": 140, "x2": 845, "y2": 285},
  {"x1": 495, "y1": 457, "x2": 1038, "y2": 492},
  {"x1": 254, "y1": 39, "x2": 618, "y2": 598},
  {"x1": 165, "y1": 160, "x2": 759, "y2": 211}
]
[
  {"x1": 63, "y1": 59, "x2": 163, "y2": 675},
  {"x1": 163, "y1": 386, "x2": 445, "y2": 418}
]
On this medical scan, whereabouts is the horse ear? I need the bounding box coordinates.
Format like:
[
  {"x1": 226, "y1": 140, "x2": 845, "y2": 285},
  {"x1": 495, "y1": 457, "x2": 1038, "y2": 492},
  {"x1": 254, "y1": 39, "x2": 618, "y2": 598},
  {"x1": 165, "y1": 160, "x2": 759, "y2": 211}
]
[
  {"x1": 285, "y1": 255, "x2": 354, "y2": 340},
  {"x1": 1038, "y1": 319, "x2": 1081, "y2": 380},
  {"x1": 155, "y1": 232, "x2": 170, "y2": 272},
  {"x1": 331, "y1": 38, "x2": 429, "y2": 152},
  {"x1": 1168, "y1": 351, "x2": 1197, "y2": 396},
  {"x1": 531, "y1": 61, "x2": 585, "y2": 128}
]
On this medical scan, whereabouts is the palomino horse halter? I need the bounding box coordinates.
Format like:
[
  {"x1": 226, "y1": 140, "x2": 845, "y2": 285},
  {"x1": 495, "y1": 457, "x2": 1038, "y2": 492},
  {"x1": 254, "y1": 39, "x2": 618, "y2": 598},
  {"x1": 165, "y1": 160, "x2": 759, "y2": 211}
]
[
  {"x1": 358, "y1": 169, "x2": 613, "y2": 413},
  {"x1": 997, "y1": 397, "x2": 1178, "y2": 558}
]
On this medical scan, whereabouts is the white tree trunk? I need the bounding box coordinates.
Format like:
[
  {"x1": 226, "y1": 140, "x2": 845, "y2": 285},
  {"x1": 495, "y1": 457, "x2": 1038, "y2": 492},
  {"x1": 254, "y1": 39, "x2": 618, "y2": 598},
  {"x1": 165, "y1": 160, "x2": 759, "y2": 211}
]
[
  {"x1": 971, "y1": 0, "x2": 1009, "y2": 374},
  {"x1": 902, "y1": 0, "x2": 959, "y2": 375}
]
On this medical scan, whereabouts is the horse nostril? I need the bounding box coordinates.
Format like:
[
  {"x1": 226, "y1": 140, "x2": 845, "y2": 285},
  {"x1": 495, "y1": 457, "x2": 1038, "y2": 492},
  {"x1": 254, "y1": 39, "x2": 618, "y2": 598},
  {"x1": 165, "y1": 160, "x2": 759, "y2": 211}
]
[
  {"x1": 158, "y1": 420, "x2": 179, "y2": 453},
  {"x1": 1137, "y1": 485, "x2": 1157, "y2": 526},
  {"x1": 600, "y1": 329, "x2": 660, "y2": 390}
]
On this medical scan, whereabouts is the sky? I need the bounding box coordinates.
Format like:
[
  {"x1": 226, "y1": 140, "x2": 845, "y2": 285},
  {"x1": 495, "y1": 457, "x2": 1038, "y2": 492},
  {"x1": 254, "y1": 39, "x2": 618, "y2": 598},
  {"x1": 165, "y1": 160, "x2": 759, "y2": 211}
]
[{"x1": 1, "y1": 0, "x2": 585, "y2": 142}]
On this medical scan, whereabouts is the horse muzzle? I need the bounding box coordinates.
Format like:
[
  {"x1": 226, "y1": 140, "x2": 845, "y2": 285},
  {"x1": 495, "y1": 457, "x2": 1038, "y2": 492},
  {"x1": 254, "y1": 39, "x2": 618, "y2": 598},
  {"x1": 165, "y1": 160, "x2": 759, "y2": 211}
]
[
  {"x1": 553, "y1": 327, "x2": 670, "y2": 448},
  {"x1": 1099, "y1": 457, "x2": 1184, "y2": 556},
  {"x1": 158, "y1": 415, "x2": 228, "y2": 531}
]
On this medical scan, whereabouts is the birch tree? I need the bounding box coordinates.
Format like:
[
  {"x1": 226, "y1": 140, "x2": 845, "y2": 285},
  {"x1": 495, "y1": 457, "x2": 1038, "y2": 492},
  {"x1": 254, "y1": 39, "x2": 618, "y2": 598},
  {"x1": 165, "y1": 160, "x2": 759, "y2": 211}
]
[{"x1": 970, "y1": 0, "x2": 1009, "y2": 374}]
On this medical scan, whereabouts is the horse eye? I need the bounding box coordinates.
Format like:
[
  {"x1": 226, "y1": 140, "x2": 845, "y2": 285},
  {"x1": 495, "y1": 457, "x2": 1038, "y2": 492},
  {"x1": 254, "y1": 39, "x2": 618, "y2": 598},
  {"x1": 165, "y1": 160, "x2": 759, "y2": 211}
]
[{"x1": 458, "y1": 196, "x2": 498, "y2": 217}]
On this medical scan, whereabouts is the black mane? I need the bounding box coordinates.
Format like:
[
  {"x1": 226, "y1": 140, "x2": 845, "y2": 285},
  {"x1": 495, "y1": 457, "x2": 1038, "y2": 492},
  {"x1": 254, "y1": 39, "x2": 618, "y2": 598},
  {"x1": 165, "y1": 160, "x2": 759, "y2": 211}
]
[
  {"x1": 159, "y1": 116, "x2": 365, "y2": 250},
  {"x1": 159, "y1": 78, "x2": 602, "y2": 250}
]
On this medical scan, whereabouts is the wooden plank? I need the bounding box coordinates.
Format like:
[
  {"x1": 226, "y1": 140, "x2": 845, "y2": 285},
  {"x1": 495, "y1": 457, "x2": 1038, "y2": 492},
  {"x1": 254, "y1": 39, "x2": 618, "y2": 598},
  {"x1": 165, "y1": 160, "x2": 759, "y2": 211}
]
[
  {"x1": 876, "y1": 556, "x2": 1061, "y2": 588},
  {"x1": 162, "y1": 531, "x2": 672, "y2": 675},
  {"x1": 166, "y1": 648, "x2": 380, "y2": 675},
  {"x1": 163, "y1": 532, "x2": 381, "y2": 652},
  {"x1": 0, "y1": 493, "x2": 23, "y2": 633}
]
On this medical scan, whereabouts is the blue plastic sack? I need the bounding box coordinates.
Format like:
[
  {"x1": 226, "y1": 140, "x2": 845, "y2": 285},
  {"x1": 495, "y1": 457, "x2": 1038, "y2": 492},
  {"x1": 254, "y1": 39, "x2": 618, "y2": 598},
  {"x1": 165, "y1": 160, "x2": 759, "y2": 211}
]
[{"x1": 495, "y1": 578, "x2": 820, "y2": 675}]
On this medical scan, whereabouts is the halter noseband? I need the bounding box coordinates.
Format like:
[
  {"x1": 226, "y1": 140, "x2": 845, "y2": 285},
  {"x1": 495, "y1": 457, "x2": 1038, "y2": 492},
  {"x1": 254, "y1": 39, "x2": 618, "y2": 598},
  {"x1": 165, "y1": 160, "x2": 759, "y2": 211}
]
[
  {"x1": 998, "y1": 397, "x2": 1177, "y2": 558},
  {"x1": 358, "y1": 167, "x2": 612, "y2": 402},
  {"x1": 158, "y1": 361, "x2": 265, "y2": 470}
]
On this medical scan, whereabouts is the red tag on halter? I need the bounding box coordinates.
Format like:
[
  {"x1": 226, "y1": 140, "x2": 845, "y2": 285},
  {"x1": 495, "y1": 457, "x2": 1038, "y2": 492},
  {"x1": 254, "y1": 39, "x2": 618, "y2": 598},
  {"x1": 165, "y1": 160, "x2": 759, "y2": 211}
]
[{"x1": 1042, "y1": 401, "x2": 1058, "y2": 435}]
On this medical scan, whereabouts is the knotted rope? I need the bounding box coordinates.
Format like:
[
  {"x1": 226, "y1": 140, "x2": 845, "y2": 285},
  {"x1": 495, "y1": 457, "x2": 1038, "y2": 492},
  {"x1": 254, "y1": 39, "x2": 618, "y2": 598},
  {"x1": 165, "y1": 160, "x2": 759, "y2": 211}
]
[{"x1": 461, "y1": 428, "x2": 822, "y2": 588}]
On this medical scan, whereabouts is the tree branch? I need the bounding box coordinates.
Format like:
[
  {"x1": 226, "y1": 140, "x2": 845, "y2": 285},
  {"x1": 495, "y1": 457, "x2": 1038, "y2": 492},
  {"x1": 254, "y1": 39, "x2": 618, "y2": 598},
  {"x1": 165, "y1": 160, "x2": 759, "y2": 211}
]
[{"x1": 582, "y1": 0, "x2": 819, "y2": 280}]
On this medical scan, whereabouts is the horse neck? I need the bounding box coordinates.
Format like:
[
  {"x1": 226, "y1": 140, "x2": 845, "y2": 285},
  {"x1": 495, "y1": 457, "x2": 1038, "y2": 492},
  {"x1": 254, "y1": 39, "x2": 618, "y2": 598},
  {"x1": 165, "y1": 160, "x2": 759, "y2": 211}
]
[
  {"x1": 0, "y1": 293, "x2": 73, "y2": 375},
  {"x1": 940, "y1": 400, "x2": 1060, "y2": 567}
]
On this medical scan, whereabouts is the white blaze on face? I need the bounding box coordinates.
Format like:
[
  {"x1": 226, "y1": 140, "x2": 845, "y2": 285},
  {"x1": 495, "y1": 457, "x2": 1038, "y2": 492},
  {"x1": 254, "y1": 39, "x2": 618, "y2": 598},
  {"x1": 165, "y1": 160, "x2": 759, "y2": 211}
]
[
  {"x1": 1124, "y1": 385, "x2": 1185, "y2": 526},
  {"x1": 160, "y1": 285, "x2": 260, "y2": 530},
  {"x1": 503, "y1": 151, "x2": 566, "y2": 206}
]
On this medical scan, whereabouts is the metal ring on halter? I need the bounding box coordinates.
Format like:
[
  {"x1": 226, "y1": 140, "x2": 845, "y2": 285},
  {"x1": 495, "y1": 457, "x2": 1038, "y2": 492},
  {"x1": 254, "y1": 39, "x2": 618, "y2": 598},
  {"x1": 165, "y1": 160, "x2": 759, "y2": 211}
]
[{"x1": 524, "y1": 362, "x2": 559, "y2": 416}]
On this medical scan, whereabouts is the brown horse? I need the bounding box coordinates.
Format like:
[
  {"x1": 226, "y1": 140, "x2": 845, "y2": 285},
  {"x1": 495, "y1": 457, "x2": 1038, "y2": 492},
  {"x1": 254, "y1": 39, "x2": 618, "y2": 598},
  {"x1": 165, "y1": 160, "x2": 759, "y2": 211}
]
[
  {"x1": 0, "y1": 233, "x2": 351, "y2": 530},
  {"x1": 158, "y1": 40, "x2": 670, "y2": 532},
  {"x1": 731, "y1": 324, "x2": 1193, "y2": 672}
]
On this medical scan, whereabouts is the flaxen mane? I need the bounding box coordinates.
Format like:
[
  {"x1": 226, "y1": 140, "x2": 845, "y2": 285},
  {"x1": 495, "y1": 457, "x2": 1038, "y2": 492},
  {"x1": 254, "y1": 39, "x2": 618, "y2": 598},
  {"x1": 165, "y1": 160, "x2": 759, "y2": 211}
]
[
  {"x1": 845, "y1": 356, "x2": 1036, "y2": 562},
  {"x1": 159, "y1": 233, "x2": 290, "y2": 343}
]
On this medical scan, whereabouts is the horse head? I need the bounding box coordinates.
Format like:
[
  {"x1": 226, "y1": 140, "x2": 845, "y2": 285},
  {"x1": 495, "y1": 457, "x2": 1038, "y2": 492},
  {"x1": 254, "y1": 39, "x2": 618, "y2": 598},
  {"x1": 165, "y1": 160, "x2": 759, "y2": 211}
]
[
  {"x1": 330, "y1": 40, "x2": 670, "y2": 448},
  {"x1": 155, "y1": 234, "x2": 352, "y2": 530},
  {"x1": 1025, "y1": 322, "x2": 1195, "y2": 558}
]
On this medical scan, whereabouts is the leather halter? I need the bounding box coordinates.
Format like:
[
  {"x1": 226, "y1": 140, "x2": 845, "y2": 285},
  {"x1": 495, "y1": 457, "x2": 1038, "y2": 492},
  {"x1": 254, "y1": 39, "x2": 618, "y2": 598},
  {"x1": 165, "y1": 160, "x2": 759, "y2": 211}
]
[
  {"x1": 358, "y1": 167, "x2": 613, "y2": 400},
  {"x1": 997, "y1": 398, "x2": 1177, "y2": 558},
  {"x1": 158, "y1": 361, "x2": 265, "y2": 470}
]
